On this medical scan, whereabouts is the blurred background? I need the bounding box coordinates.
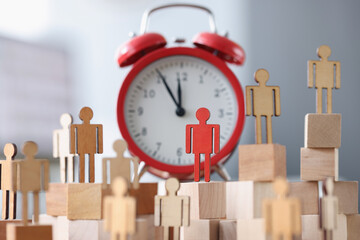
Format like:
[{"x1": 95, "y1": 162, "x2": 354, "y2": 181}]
[{"x1": 0, "y1": 0, "x2": 359, "y2": 216}]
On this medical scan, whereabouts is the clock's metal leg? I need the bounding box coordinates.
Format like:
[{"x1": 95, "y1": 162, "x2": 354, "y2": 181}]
[
  {"x1": 138, "y1": 164, "x2": 149, "y2": 180},
  {"x1": 213, "y1": 163, "x2": 231, "y2": 181}
]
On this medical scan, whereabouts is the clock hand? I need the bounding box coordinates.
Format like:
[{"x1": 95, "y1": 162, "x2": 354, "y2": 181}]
[
  {"x1": 156, "y1": 69, "x2": 185, "y2": 116},
  {"x1": 176, "y1": 76, "x2": 186, "y2": 116}
]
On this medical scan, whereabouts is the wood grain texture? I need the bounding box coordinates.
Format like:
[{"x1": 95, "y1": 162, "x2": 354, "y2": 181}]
[
  {"x1": 305, "y1": 114, "x2": 341, "y2": 148},
  {"x1": 129, "y1": 218, "x2": 148, "y2": 240},
  {"x1": 289, "y1": 181, "x2": 319, "y2": 215},
  {"x1": 6, "y1": 223, "x2": 52, "y2": 240},
  {"x1": 0, "y1": 220, "x2": 28, "y2": 240},
  {"x1": 307, "y1": 45, "x2": 341, "y2": 114},
  {"x1": 346, "y1": 214, "x2": 360, "y2": 240},
  {"x1": 300, "y1": 148, "x2": 339, "y2": 181},
  {"x1": 180, "y1": 219, "x2": 219, "y2": 240},
  {"x1": 237, "y1": 218, "x2": 266, "y2": 240},
  {"x1": 46, "y1": 183, "x2": 67, "y2": 216},
  {"x1": 238, "y1": 144, "x2": 286, "y2": 181},
  {"x1": 246, "y1": 69, "x2": 281, "y2": 144},
  {"x1": 226, "y1": 181, "x2": 275, "y2": 219},
  {"x1": 333, "y1": 181, "x2": 358, "y2": 214},
  {"x1": 129, "y1": 183, "x2": 158, "y2": 215},
  {"x1": 301, "y1": 214, "x2": 347, "y2": 240},
  {"x1": 178, "y1": 182, "x2": 226, "y2": 219},
  {"x1": 219, "y1": 220, "x2": 236, "y2": 240}
]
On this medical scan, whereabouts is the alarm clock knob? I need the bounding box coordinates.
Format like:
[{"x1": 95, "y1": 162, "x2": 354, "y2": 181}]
[
  {"x1": 116, "y1": 33, "x2": 167, "y2": 67},
  {"x1": 193, "y1": 32, "x2": 245, "y2": 65}
]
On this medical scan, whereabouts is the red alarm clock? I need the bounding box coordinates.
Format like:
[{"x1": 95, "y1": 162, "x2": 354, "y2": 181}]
[{"x1": 116, "y1": 4, "x2": 245, "y2": 179}]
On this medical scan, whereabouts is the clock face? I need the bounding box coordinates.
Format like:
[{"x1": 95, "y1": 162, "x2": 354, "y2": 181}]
[{"x1": 118, "y1": 47, "x2": 244, "y2": 175}]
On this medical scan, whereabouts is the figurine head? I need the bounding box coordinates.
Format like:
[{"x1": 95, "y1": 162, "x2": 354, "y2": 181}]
[
  {"x1": 60, "y1": 113, "x2": 73, "y2": 128},
  {"x1": 196, "y1": 108, "x2": 210, "y2": 123},
  {"x1": 273, "y1": 177, "x2": 289, "y2": 197},
  {"x1": 112, "y1": 177, "x2": 128, "y2": 196},
  {"x1": 317, "y1": 45, "x2": 331, "y2": 59},
  {"x1": 165, "y1": 178, "x2": 180, "y2": 196},
  {"x1": 113, "y1": 139, "x2": 128, "y2": 156},
  {"x1": 79, "y1": 107, "x2": 93, "y2": 123},
  {"x1": 254, "y1": 69, "x2": 269, "y2": 85},
  {"x1": 22, "y1": 141, "x2": 38, "y2": 160},
  {"x1": 4, "y1": 143, "x2": 17, "y2": 159},
  {"x1": 324, "y1": 177, "x2": 334, "y2": 196}
]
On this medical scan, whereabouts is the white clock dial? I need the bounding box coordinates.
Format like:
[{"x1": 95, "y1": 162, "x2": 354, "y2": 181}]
[{"x1": 124, "y1": 55, "x2": 238, "y2": 166}]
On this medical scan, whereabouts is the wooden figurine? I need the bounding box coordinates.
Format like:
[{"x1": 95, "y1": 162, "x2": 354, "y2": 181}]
[
  {"x1": 70, "y1": 106, "x2": 103, "y2": 183},
  {"x1": 155, "y1": 178, "x2": 190, "y2": 240},
  {"x1": 12, "y1": 141, "x2": 49, "y2": 225},
  {"x1": 263, "y1": 177, "x2": 301, "y2": 240},
  {"x1": 308, "y1": 45, "x2": 341, "y2": 114},
  {"x1": 246, "y1": 69, "x2": 280, "y2": 144},
  {"x1": 186, "y1": 107, "x2": 220, "y2": 182},
  {"x1": 320, "y1": 178, "x2": 339, "y2": 240},
  {"x1": 103, "y1": 177, "x2": 136, "y2": 240},
  {"x1": 53, "y1": 113, "x2": 75, "y2": 183},
  {"x1": 0, "y1": 143, "x2": 17, "y2": 220},
  {"x1": 102, "y1": 139, "x2": 139, "y2": 190}
]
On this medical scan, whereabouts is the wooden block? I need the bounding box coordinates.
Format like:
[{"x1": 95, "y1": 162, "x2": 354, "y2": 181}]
[
  {"x1": 129, "y1": 183, "x2": 158, "y2": 215},
  {"x1": 237, "y1": 218, "x2": 266, "y2": 240},
  {"x1": 238, "y1": 144, "x2": 286, "y2": 181},
  {"x1": 288, "y1": 181, "x2": 319, "y2": 215},
  {"x1": 301, "y1": 148, "x2": 339, "y2": 181},
  {"x1": 6, "y1": 223, "x2": 52, "y2": 240},
  {"x1": 45, "y1": 183, "x2": 111, "y2": 220},
  {"x1": 301, "y1": 214, "x2": 347, "y2": 240},
  {"x1": 346, "y1": 214, "x2": 360, "y2": 240},
  {"x1": 178, "y1": 182, "x2": 225, "y2": 219},
  {"x1": 180, "y1": 219, "x2": 219, "y2": 240},
  {"x1": 333, "y1": 181, "x2": 358, "y2": 214},
  {"x1": 38, "y1": 215, "x2": 57, "y2": 240},
  {"x1": 0, "y1": 220, "x2": 29, "y2": 240},
  {"x1": 129, "y1": 218, "x2": 147, "y2": 240},
  {"x1": 305, "y1": 113, "x2": 341, "y2": 148},
  {"x1": 226, "y1": 181, "x2": 275, "y2": 219},
  {"x1": 219, "y1": 220, "x2": 236, "y2": 240}
]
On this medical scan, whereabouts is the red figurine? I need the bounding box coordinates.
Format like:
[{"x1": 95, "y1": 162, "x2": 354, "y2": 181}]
[{"x1": 186, "y1": 108, "x2": 220, "y2": 182}]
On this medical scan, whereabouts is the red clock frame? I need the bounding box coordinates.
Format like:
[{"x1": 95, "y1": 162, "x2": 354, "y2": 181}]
[{"x1": 117, "y1": 47, "x2": 245, "y2": 178}]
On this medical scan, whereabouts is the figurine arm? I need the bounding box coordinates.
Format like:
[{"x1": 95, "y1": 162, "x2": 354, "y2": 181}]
[
  {"x1": 102, "y1": 158, "x2": 108, "y2": 189},
  {"x1": 132, "y1": 157, "x2": 140, "y2": 189},
  {"x1": 11, "y1": 161, "x2": 19, "y2": 191},
  {"x1": 97, "y1": 125, "x2": 103, "y2": 154},
  {"x1": 70, "y1": 125, "x2": 76, "y2": 154},
  {"x1": 334, "y1": 61, "x2": 341, "y2": 89},
  {"x1": 182, "y1": 196, "x2": 190, "y2": 226},
  {"x1": 127, "y1": 198, "x2": 136, "y2": 234},
  {"x1": 245, "y1": 86, "x2": 253, "y2": 116},
  {"x1": 308, "y1": 60, "x2": 315, "y2": 88},
  {"x1": 262, "y1": 200, "x2": 272, "y2": 234},
  {"x1": 42, "y1": 160, "x2": 50, "y2": 191},
  {"x1": 154, "y1": 196, "x2": 161, "y2": 226},
  {"x1": 103, "y1": 197, "x2": 111, "y2": 231},
  {"x1": 273, "y1": 86, "x2": 281, "y2": 116},
  {"x1": 185, "y1": 125, "x2": 193, "y2": 154},
  {"x1": 213, "y1": 125, "x2": 220, "y2": 153},
  {"x1": 53, "y1": 131, "x2": 59, "y2": 158}
]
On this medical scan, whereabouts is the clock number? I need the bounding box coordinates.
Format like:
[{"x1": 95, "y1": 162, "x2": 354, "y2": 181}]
[
  {"x1": 141, "y1": 127, "x2": 147, "y2": 136},
  {"x1": 214, "y1": 88, "x2": 220, "y2": 98},
  {"x1": 199, "y1": 75, "x2": 204, "y2": 84},
  {"x1": 176, "y1": 147, "x2": 183, "y2": 157},
  {"x1": 137, "y1": 107, "x2": 144, "y2": 116},
  {"x1": 218, "y1": 108, "x2": 224, "y2": 118},
  {"x1": 144, "y1": 89, "x2": 156, "y2": 98},
  {"x1": 177, "y1": 72, "x2": 188, "y2": 81}
]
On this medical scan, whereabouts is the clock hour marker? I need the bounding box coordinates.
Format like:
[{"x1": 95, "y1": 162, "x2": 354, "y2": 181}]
[{"x1": 136, "y1": 85, "x2": 142, "y2": 90}]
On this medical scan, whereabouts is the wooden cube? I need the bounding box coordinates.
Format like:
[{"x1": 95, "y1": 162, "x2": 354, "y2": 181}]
[
  {"x1": 178, "y1": 182, "x2": 225, "y2": 219},
  {"x1": 305, "y1": 113, "x2": 341, "y2": 148},
  {"x1": 237, "y1": 218, "x2": 266, "y2": 240},
  {"x1": 238, "y1": 144, "x2": 286, "y2": 181},
  {"x1": 219, "y1": 220, "x2": 236, "y2": 240},
  {"x1": 130, "y1": 218, "x2": 147, "y2": 240},
  {"x1": 180, "y1": 219, "x2": 219, "y2": 240},
  {"x1": 346, "y1": 214, "x2": 360, "y2": 240},
  {"x1": 129, "y1": 183, "x2": 158, "y2": 215},
  {"x1": 226, "y1": 181, "x2": 275, "y2": 219},
  {"x1": 288, "y1": 181, "x2": 319, "y2": 215},
  {"x1": 300, "y1": 148, "x2": 339, "y2": 181},
  {"x1": 0, "y1": 220, "x2": 29, "y2": 240},
  {"x1": 301, "y1": 214, "x2": 347, "y2": 240},
  {"x1": 6, "y1": 224, "x2": 52, "y2": 240},
  {"x1": 333, "y1": 181, "x2": 358, "y2": 214},
  {"x1": 46, "y1": 183, "x2": 111, "y2": 220}
]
